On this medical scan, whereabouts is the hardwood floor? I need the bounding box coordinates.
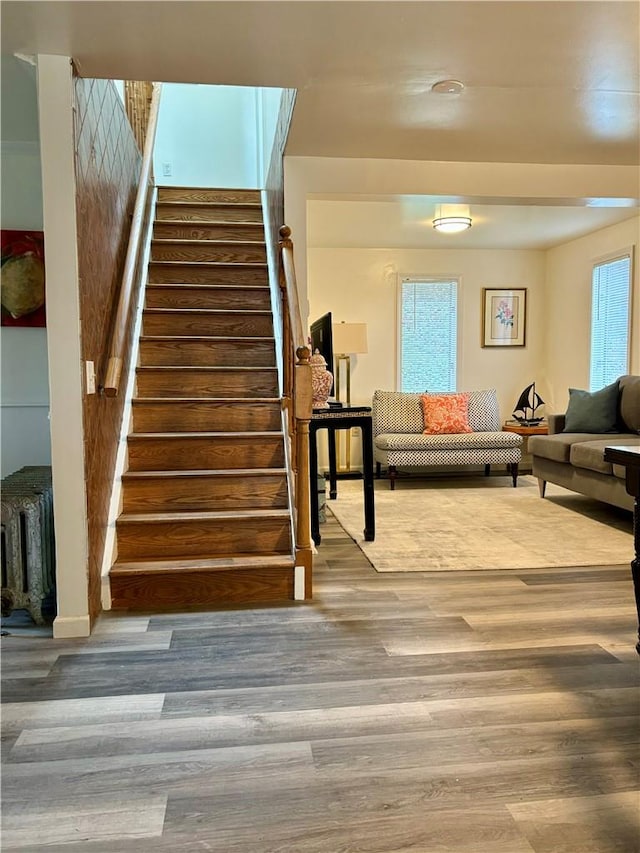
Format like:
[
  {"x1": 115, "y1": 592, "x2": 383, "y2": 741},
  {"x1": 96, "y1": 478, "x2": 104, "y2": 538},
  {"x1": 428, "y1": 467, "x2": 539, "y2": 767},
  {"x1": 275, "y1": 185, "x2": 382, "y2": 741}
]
[{"x1": 1, "y1": 514, "x2": 639, "y2": 852}]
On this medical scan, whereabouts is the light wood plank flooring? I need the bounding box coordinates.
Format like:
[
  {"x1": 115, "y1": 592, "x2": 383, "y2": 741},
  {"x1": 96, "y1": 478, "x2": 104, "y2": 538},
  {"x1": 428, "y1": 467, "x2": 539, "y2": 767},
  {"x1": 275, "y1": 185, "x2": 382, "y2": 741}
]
[{"x1": 1, "y1": 514, "x2": 639, "y2": 852}]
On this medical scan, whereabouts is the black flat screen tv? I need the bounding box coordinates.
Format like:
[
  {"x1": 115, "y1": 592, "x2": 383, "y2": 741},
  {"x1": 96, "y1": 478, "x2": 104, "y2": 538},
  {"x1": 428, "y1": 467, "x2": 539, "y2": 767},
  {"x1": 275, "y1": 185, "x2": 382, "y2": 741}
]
[{"x1": 309, "y1": 311, "x2": 334, "y2": 376}]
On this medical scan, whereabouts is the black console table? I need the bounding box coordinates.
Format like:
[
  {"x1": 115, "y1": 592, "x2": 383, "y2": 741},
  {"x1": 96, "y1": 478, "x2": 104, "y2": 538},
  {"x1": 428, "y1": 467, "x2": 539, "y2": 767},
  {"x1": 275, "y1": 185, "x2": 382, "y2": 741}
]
[
  {"x1": 310, "y1": 406, "x2": 375, "y2": 546},
  {"x1": 603, "y1": 444, "x2": 640, "y2": 654}
]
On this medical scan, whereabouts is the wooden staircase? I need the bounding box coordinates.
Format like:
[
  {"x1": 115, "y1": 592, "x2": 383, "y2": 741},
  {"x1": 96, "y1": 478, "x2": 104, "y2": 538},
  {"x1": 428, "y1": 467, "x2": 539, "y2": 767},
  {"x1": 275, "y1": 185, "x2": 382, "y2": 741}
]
[{"x1": 109, "y1": 187, "x2": 296, "y2": 609}]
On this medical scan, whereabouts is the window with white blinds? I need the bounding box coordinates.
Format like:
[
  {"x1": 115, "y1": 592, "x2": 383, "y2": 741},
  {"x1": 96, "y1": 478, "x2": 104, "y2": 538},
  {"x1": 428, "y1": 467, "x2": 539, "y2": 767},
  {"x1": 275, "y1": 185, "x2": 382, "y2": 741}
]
[
  {"x1": 398, "y1": 278, "x2": 459, "y2": 392},
  {"x1": 589, "y1": 252, "x2": 632, "y2": 391}
]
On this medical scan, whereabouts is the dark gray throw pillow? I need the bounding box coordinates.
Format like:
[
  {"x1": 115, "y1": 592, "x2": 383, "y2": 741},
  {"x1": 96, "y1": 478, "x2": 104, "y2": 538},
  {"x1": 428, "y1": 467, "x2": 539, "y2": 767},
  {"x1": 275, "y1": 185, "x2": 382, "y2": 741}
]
[{"x1": 563, "y1": 381, "x2": 619, "y2": 433}]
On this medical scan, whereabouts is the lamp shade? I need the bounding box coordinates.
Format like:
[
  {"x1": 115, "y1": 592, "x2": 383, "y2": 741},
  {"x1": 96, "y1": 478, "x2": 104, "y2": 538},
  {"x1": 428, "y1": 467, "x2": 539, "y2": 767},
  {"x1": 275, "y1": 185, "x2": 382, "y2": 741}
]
[{"x1": 332, "y1": 322, "x2": 368, "y2": 355}]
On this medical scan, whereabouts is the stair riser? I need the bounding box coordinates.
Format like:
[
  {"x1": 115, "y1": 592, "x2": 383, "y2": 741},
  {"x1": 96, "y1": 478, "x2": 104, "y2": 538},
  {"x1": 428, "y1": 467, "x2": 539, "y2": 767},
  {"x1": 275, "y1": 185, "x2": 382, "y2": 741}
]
[
  {"x1": 153, "y1": 222, "x2": 265, "y2": 241},
  {"x1": 142, "y1": 312, "x2": 273, "y2": 337},
  {"x1": 151, "y1": 243, "x2": 266, "y2": 264},
  {"x1": 122, "y1": 475, "x2": 288, "y2": 513},
  {"x1": 157, "y1": 188, "x2": 262, "y2": 204},
  {"x1": 155, "y1": 204, "x2": 263, "y2": 223},
  {"x1": 116, "y1": 517, "x2": 291, "y2": 560},
  {"x1": 145, "y1": 286, "x2": 271, "y2": 311},
  {"x1": 110, "y1": 567, "x2": 293, "y2": 609},
  {"x1": 136, "y1": 369, "x2": 278, "y2": 398},
  {"x1": 127, "y1": 437, "x2": 285, "y2": 471},
  {"x1": 139, "y1": 339, "x2": 276, "y2": 367},
  {"x1": 132, "y1": 401, "x2": 282, "y2": 433},
  {"x1": 149, "y1": 262, "x2": 268, "y2": 285}
]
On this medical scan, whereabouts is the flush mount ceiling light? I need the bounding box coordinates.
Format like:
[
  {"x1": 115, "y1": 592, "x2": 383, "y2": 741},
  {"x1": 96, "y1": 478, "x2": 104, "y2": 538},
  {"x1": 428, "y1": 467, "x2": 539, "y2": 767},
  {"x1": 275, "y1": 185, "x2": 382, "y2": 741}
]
[
  {"x1": 432, "y1": 204, "x2": 472, "y2": 234},
  {"x1": 432, "y1": 216, "x2": 472, "y2": 234},
  {"x1": 431, "y1": 79, "x2": 465, "y2": 94}
]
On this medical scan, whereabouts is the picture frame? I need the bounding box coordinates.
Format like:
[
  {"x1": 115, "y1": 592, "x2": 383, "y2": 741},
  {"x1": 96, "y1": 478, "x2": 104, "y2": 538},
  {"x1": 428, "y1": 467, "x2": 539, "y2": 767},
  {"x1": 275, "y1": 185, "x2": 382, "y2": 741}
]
[{"x1": 482, "y1": 287, "x2": 526, "y2": 347}]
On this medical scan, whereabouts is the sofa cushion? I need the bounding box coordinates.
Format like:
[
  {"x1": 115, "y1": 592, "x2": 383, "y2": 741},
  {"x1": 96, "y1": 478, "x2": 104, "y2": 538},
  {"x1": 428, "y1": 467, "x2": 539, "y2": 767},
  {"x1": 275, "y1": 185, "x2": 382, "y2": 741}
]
[
  {"x1": 375, "y1": 430, "x2": 521, "y2": 452},
  {"x1": 373, "y1": 390, "x2": 423, "y2": 434},
  {"x1": 563, "y1": 381, "x2": 619, "y2": 433},
  {"x1": 423, "y1": 388, "x2": 501, "y2": 432},
  {"x1": 619, "y1": 375, "x2": 640, "y2": 433},
  {"x1": 570, "y1": 436, "x2": 640, "y2": 475},
  {"x1": 529, "y1": 432, "x2": 597, "y2": 463},
  {"x1": 467, "y1": 389, "x2": 501, "y2": 432},
  {"x1": 421, "y1": 393, "x2": 472, "y2": 435}
]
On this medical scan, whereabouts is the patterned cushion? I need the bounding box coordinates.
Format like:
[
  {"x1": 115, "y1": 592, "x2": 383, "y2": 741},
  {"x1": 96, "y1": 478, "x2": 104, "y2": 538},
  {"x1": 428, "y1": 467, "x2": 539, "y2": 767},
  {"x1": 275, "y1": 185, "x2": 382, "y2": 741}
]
[
  {"x1": 373, "y1": 390, "x2": 424, "y2": 434},
  {"x1": 375, "y1": 431, "x2": 522, "y2": 451},
  {"x1": 421, "y1": 393, "x2": 472, "y2": 435},
  {"x1": 422, "y1": 388, "x2": 501, "y2": 432},
  {"x1": 467, "y1": 389, "x2": 501, "y2": 431}
]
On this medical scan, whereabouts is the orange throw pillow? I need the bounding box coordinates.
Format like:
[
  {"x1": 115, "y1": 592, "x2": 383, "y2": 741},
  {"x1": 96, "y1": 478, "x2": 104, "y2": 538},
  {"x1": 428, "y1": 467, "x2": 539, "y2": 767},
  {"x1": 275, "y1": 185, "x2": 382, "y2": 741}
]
[{"x1": 421, "y1": 392, "x2": 472, "y2": 435}]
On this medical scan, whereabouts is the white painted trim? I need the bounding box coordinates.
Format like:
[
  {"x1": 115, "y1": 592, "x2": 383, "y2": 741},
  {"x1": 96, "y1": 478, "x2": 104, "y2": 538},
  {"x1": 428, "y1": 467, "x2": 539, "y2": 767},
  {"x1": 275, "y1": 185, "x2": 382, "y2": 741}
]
[
  {"x1": 37, "y1": 54, "x2": 90, "y2": 637},
  {"x1": 100, "y1": 187, "x2": 157, "y2": 610},
  {"x1": 53, "y1": 615, "x2": 91, "y2": 638},
  {"x1": 294, "y1": 564, "x2": 305, "y2": 600}
]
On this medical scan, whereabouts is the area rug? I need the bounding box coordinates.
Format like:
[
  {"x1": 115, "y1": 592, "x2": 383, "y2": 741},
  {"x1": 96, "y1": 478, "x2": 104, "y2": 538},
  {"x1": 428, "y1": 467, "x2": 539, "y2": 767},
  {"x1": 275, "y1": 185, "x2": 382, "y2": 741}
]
[{"x1": 326, "y1": 475, "x2": 633, "y2": 572}]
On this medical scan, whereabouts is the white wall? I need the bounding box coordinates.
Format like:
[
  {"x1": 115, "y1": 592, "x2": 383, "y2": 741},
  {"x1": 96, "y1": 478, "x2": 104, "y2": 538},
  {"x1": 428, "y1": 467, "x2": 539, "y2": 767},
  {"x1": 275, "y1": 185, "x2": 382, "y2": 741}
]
[
  {"x1": 308, "y1": 247, "x2": 546, "y2": 422},
  {"x1": 154, "y1": 84, "x2": 260, "y2": 188},
  {"x1": 544, "y1": 215, "x2": 640, "y2": 412},
  {"x1": 0, "y1": 55, "x2": 51, "y2": 477}
]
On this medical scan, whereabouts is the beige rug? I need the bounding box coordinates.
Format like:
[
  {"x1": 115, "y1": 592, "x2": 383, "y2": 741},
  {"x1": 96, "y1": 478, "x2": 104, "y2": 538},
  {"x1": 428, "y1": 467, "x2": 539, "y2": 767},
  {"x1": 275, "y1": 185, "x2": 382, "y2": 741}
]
[{"x1": 326, "y1": 475, "x2": 633, "y2": 571}]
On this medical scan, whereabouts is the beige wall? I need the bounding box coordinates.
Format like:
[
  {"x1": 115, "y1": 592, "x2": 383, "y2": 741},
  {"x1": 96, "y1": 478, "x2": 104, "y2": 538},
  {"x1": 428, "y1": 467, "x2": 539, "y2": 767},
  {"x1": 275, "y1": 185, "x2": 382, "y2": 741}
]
[
  {"x1": 308, "y1": 246, "x2": 546, "y2": 467},
  {"x1": 309, "y1": 246, "x2": 545, "y2": 409},
  {"x1": 544, "y1": 215, "x2": 640, "y2": 412}
]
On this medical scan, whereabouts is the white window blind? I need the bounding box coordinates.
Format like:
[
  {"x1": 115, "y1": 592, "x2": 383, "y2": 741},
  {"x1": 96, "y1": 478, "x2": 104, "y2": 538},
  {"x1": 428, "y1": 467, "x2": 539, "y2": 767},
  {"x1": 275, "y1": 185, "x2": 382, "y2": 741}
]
[
  {"x1": 589, "y1": 253, "x2": 632, "y2": 391},
  {"x1": 399, "y1": 278, "x2": 458, "y2": 392}
]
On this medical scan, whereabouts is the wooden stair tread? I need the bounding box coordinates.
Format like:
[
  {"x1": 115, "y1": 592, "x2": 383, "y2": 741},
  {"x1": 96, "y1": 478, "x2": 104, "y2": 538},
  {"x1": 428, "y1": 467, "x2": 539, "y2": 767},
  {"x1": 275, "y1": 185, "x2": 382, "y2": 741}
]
[
  {"x1": 149, "y1": 261, "x2": 266, "y2": 269},
  {"x1": 153, "y1": 219, "x2": 264, "y2": 230},
  {"x1": 156, "y1": 200, "x2": 262, "y2": 209},
  {"x1": 146, "y1": 283, "x2": 269, "y2": 291},
  {"x1": 132, "y1": 397, "x2": 280, "y2": 403},
  {"x1": 152, "y1": 239, "x2": 266, "y2": 247},
  {"x1": 123, "y1": 468, "x2": 286, "y2": 479},
  {"x1": 118, "y1": 508, "x2": 291, "y2": 523},
  {"x1": 139, "y1": 334, "x2": 274, "y2": 342},
  {"x1": 137, "y1": 365, "x2": 276, "y2": 372},
  {"x1": 111, "y1": 554, "x2": 294, "y2": 575},
  {"x1": 128, "y1": 430, "x2": 283, "y2": 439},
  {"x1": 143, "y1": 308, "x2": 271, "y2": 315}
]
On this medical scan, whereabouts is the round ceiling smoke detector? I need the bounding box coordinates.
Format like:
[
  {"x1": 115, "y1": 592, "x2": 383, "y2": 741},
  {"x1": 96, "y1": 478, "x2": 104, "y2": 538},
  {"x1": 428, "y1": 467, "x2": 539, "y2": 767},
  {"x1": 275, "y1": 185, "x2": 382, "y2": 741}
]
[{"x1": 431, "y1": 79, "x2": 465, "y2": 94}]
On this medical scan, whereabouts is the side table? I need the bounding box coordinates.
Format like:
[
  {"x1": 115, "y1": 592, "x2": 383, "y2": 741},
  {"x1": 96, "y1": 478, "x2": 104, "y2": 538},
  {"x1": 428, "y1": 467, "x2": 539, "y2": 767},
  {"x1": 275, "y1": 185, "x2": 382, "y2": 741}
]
[
  {"x1": 310, "y1": 407, "x2": 375, "y2": 547},
  {"x1": 502, "y1": 422, "x2": 548, "y2": 472}
]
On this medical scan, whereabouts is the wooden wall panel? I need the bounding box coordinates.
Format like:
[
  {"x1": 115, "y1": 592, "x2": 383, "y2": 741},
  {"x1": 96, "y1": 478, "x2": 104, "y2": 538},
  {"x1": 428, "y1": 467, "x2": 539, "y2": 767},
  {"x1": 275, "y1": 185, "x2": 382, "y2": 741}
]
[
  {"x1": 264, "y1": 89, "x2": 296, "y2": 261},
  {"x1": 73, "y1": 76, "x2": 142, "y2": 620}
]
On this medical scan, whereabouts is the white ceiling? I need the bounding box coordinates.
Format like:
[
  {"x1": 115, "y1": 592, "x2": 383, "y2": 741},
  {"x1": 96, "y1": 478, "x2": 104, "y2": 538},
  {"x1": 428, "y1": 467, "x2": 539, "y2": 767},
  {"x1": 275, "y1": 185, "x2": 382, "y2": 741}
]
[
  {"x1": 2, "y1": 1, "x2": 638, "y2": 249},
  {"x1": 2, "y1": 0, "x2": 639, "y2": 166},
  {"x1": 308, "y1": 198, "x2": 639, "y2": 250}
]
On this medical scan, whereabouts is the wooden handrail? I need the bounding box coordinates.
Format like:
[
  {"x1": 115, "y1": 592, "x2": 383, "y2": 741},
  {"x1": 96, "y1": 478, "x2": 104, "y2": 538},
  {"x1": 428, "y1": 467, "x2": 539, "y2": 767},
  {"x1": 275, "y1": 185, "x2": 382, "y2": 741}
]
[
  {"x1": 103, "y1": 82, "x2": 162, "y2": 396},
  {"x1": 279, "y1": 225, "x2": 313, "y2": 592}
]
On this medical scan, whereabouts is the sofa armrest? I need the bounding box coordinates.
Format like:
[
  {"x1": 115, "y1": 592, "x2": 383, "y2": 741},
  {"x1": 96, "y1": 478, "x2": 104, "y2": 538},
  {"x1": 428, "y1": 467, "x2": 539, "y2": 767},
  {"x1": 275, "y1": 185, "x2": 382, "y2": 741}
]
[{"x1": 547, "y1": 413, "x2": 565, "y2": 434}]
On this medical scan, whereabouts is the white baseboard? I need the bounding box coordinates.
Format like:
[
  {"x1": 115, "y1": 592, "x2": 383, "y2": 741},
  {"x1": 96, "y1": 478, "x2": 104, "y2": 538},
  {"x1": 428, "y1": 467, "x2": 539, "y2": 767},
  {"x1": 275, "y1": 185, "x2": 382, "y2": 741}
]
[{"x1": 53, "y1": 615, "x2": 91, "y2": 638}]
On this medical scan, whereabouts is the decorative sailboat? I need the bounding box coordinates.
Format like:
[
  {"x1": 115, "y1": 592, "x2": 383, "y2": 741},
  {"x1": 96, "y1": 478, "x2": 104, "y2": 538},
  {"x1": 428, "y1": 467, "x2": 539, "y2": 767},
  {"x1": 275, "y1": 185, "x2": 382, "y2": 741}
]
[{"x1": 512, "y1": 382, "x2": 545, "y2": 425}]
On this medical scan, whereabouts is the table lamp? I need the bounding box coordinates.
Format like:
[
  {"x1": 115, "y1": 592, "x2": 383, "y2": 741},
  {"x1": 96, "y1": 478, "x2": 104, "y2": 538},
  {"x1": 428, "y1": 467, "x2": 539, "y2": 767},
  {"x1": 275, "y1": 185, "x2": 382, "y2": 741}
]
[
  {"x1": 332, "y1": 322, "x2": 368, "y2": 407},
  {"x1": 332, "y1": 321, "x2": 368, "y2": 472}
]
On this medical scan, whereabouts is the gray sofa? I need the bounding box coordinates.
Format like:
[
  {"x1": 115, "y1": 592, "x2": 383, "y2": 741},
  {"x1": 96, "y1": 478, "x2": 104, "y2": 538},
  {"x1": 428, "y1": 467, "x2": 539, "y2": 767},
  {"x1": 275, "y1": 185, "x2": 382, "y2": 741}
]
[{"x1": 529, "y1": 375, "x2": 640, "y2": 512}]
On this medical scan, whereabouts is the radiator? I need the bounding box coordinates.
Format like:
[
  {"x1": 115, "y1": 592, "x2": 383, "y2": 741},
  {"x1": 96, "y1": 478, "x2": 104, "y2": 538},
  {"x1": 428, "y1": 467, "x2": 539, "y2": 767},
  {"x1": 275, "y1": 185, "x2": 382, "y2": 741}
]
[{"x1": 1, "y1": 466, "x2": 56, "y2": 624}]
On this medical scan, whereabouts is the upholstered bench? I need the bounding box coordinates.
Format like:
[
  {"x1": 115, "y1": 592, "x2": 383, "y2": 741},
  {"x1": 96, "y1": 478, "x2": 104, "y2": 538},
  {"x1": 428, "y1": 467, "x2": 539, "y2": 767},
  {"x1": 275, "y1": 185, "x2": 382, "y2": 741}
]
[{"x1": 372, "y1": 389, "x2": 522, "y2": 489}]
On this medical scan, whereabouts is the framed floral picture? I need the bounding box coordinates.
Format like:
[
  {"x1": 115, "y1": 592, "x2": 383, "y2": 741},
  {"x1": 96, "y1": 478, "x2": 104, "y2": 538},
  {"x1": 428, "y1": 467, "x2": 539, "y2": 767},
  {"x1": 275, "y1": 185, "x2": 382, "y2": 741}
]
[{"x1": 482, "y1": 288, "x2": 526, "y2": 347}]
